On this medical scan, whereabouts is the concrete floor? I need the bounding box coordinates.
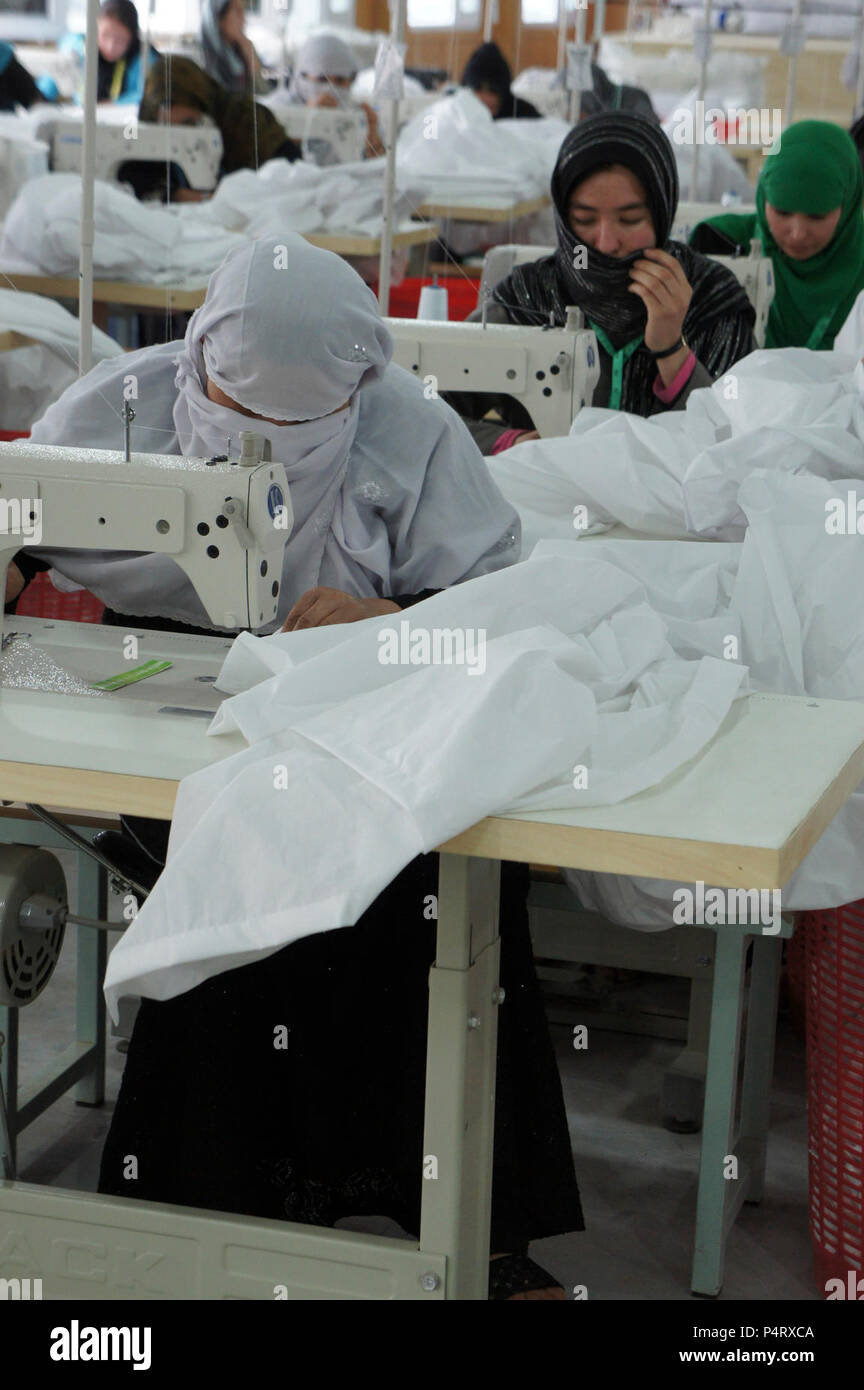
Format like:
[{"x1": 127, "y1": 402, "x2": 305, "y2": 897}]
[{"x1": 8, "y1": 851, "x2": 817, "y2": 1302}]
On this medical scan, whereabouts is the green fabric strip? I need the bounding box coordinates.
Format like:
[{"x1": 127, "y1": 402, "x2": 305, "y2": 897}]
[{"x1": 590, "y1": 321, "x2": 644, "y2": 410}]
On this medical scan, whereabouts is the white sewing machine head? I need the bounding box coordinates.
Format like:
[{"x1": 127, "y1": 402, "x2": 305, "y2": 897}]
[
  {"x1": 0, "y1": 432, "x2": 292, "y2": 637},
  {"x1": 386, "y1": 312, "x2": 601, "y2": 438},
  {"x1": 709, "y1": 241, "x2": 774, "y2": 348},
  {"x1": 50, "y1": 118, "x2": 224, "y2": 192},
  {"x1": 262, "y1": 101, "x2": 368, "y2": 164},
  {"x1": 670, "y1": 201, "x2": 757, "y2": 243}
]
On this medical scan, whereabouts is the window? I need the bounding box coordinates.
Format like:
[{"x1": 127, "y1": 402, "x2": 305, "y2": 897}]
[
  {"x1": 522, "y1": 0, "x2": 580, "y2": 23},
  {"x1": 0, "y1": 0, "x2": 69, "y2": 42},
  {"x1": 407, "y1": 0, "x2": 482, "y2": 31}
]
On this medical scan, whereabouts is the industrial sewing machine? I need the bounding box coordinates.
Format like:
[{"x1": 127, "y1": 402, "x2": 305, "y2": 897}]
[
  {"x1": 478, "y1": 239, "x2": 775, "y2": 349},
  {"x1": 386, "y1": 311, "x2": 601, "y2": 437},
  {"x1": 49, "y1": 118, "x2": 224, "y2": 193},
  {"x1": 670, "y1": 200, "x2": 757, "y2": 243},
  {"x1": 0, "y1": 430, "x2": 291, "y2": 641},
  {"x1": 260, "y1": 101, "x2": 368, "y2": 164}
]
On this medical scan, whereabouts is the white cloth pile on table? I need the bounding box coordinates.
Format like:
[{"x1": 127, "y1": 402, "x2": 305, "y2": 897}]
[
  {"x1": 196, "y1": 154, "x2": 423, "y2": 240},
  {"x1": 0, "y1": 173, "x2": 246, "y2": 282},
  {"x1": 103, "y1": 549, "x2": 747, "y2": 1013},
  {"x1": 661, "y1": 93, "x2": 757, "y2": 203},
  {"x1": 489, "y1": 346, "x2": 864, "y2": 925},
  {"x1": 396, "y1": 88, "x2": 566, "y2": 254},
  {"x1": 487, "y1": 348, "x2": 864, "y2": 549},
  {"x1": 0, "y1": 289, "x2": 121, "y2": 429}
]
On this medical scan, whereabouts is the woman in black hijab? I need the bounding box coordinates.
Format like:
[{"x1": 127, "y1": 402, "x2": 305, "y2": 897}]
[
  {"x1": 451, "y1": 113, "x2": 756, "y2": 452},
  {"x1": 461, "y1": 42, "x2": 541, "y2": 120}
]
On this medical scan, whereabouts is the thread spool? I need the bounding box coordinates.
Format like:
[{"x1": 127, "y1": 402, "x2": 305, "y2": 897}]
[{"x1": 417, "y1": 277, "x2": 449, "y2": 321}]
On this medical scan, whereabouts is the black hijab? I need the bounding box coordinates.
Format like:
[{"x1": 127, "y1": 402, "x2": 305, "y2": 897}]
[
  {"x1": 461, "y1": 42, "x2": 541, "y2": 120},
  {"x1": 492, "y1": 113, "x2": 755, "y2": 413}
]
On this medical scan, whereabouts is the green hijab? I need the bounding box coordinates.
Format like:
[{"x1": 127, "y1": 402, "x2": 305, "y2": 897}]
[
  {"x1": 693, "y1": 121, "x2": 864, "y2": 350},
  {"x1": 139, "y1": 56, "x2": 290, "y2": 175}
]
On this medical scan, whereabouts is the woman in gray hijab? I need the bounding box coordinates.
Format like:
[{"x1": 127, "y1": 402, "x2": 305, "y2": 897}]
[
  {"x1": 200, "y1": 0, "x2": 268, "y2": 95},
  {"x1": 287, "y1": 31, "x2": 384, "y2": 162}
]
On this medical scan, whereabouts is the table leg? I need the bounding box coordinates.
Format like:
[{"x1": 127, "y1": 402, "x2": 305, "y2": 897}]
[
  {"x1": 419, "y1": 853, "x2": 501, "y2": 1300},
  {"x1": 738, "y1": 934, "x2": 783, "y2": 1204},
  {"x1": 0, "y1": 1006, "x2": 18, "y2": 1176},
  {"x1": 73, "y1": 853, "x2": 106, "y2": 1107},
  {"x1": 691, "y1": 927, "x2": 748, "y2": 1297}
]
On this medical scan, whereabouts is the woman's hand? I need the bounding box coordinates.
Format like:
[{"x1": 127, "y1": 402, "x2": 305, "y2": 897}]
[
  {"x1": 172, "y1": 188, "x2": 211, "y2": 203},
  {"x1": 361, "y1": 103, "x2": 385, "y2": 157},
  {"x1": 281, "y1": 586, "x2": 400, "y2": 631},
  {"x1": 628, "y1": 247, "x2": 692, "y2": 351},
  {"x1": 5, "y1": 561, "x2": 24, "y2": 604},
  {"x1": 628, "y1": 247, "x2": 694, "y2": 384}
]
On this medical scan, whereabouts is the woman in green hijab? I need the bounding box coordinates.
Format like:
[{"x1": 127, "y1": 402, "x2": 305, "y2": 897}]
[{"x1": 689, "y1": 121, "x2": 864, "y2": 350}]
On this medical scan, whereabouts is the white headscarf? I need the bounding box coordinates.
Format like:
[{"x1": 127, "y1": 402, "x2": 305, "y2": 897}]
[
  {"x1": 28, "y1": 235, "x2": 521, "y2": 629},
  {"x1": 200, "y1": 0, "x2": 247, "y2": 92},
  {"x1": 289, "y1": 32, "x2": 358, "y2": 108},
  {"x1": 171, "y1": 236, "x2": 392, "y2": 609}
]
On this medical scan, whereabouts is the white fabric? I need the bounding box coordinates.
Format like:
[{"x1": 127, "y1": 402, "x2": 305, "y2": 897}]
[
  {"x1": 102, "y1": 550, "x2": 747, "y2": 1015},
  {"x1": 29, "y1": 236, "x2": 521, "y2": 628},
  {"x1": 662, "y1": 92, "x2": 756, "y2": 202},
  {"x1": 0, "y1": 130, "x2": 48, "y2": 221},
  {"x1": 835, "y1": 289, "x2": 864, "y2": 359},
  {"x1": 352, "y1": 66, "x2": 425, "y2": 101},
  {"x1": 0, "y1": 172, "x2": 245, "y2": 281},
  {"x1": 0, "y1": 288, "x2": 121, "y2": 430},
  {"x1": 487, "y1": 348, "x2": 864, "y2": 550},
  {"x1": 484, "y1": 347, "x2": 864, "y2": 927},
  {"x1": 396, "y1": 89, "x2": 570, "y2": 203},
  {"x1": 197, "y1": 154, "x2": 422, "y2": 242}
]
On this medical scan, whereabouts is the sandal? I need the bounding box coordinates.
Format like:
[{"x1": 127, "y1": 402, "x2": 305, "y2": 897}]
[{"x1": 488, "y1": 1253, "x2": 565, "y2": 1300}]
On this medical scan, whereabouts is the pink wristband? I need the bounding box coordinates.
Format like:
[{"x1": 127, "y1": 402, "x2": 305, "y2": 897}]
[
  {"x1": 653, "y1": 350, "x2": 696, "y2": 404},
  {"x1": 491, "y1": 428, "x2": 528, "y2": 454}
]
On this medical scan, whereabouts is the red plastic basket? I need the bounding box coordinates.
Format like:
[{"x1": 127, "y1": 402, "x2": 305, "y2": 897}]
[
  {"x1": 15, "y1": 571, "x2": 105, "y2": 624},
  {"x1": 798, "y1": 903, "x2": 864, "y2": 1297},
  {"x1": 380, "y1": 275, "x2": 481, "y2": 321}
]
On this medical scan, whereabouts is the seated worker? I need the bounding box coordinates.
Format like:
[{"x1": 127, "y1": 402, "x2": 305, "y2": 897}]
[
  {"x1": 200, "y1": 0, "x2": 268, "y2": 96},
  {"x1": 120, "y1": 56, "x2": 301, "y2": 203},
  {"x1": 30, "y1": 236, "x2": 580, "y2": 1300},
  {"x1": 0, "y1": 42, "x2": 58, "y2": 110},
  {"x1": 286, "y1": 32, "x2": 384, "y2": 161},
  {"x1": 450, "y1": 112, "x2": 756, "y2": 454},
  {"x1": 580, "y1": 62, "x2": 658, "y2": 124},
  {"x1": 461, "y1": 42, "x2": 542, "y2": 119},
  {"x1": 62, "y1": 0, "x2": 157, "y2": 106},
  {"x1": 690, "y1": 120, "x2": 864, "y2": 351},
  {"x1": 30, "y1": 234, "x2": 521, "y2": 635}
]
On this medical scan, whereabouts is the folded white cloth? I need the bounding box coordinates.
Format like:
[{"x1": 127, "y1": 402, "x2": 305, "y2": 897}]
[
  {"x1": 0, "y1": 172, "x2": 245, "y2": 281},
  {"x1": 103, "y1": 550, "x2": 747, "y2": 1015}
]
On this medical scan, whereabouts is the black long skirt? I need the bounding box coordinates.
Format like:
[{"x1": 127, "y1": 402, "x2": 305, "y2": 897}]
[{"x1": 98, "y1": 854, "x2": 584, "y2": 1252}]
